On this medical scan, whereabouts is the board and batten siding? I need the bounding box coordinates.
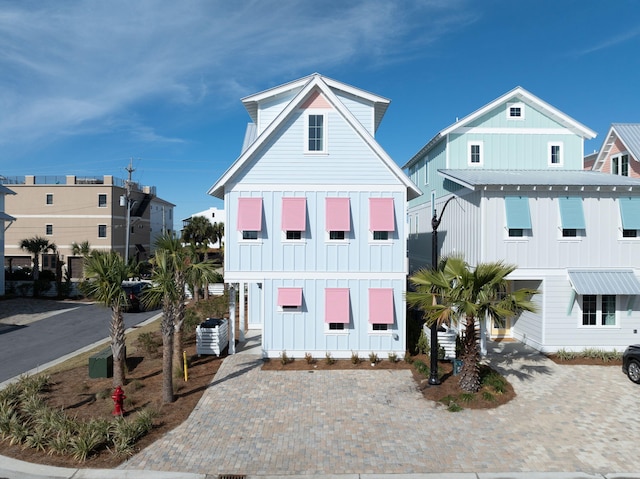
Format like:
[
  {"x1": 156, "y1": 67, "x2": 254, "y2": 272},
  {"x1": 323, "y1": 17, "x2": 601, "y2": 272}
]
[
  {"x1": 225, "y1": 188, "x2": 407, "y2": 275},
  {"x1": 261, "y1": 277, "x2": 406, "y2": 358},
  {"x1": 510, "y1": 279, "x2": 544, "y2": 350},
  {"x1": 447, "y1": 132, "x2": 583, "y2": 170},
  {"x1": 481, "y1": 192, "x2": 640, "y2": 269}
]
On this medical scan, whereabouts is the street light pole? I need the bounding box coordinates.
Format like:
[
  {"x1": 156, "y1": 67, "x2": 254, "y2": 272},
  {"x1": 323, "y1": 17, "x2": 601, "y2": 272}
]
[
  {"x1": 124, "y1": 160, "x2": 134, "y2": 264},
  {"x1": 429, "y1": 196, "x2": 454, "y2": 385}
]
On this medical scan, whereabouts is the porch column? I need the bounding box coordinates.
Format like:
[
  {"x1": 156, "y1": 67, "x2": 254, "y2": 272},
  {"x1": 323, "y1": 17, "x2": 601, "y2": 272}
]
[
  {"x1": 239, "y1": 281, "x2": 246, "y2": 341},
  {"x1": 228, "y1": 283, "x2": 236, "y2": 354}
]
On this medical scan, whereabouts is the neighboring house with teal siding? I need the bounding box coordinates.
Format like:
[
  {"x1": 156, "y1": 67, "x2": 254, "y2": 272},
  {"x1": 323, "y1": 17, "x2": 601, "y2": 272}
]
[
  {"x1": 404, "y1": 86, "x2": 640, "y2": 354},
  {"x1": 209, "y1": 73, "x2": 420, "y2": 359}
]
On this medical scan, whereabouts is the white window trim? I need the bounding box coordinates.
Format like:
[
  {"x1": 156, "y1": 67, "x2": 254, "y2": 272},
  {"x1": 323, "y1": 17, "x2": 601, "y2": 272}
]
[
  {"x1": 548, "y1": 141, "x2": 563, "y2": 167},
  {"x1": 281, "y1": 230, "x2": 307, "y2": 243},
  {"x1": 620, "y1": 226, "x2": 640, "y2": 240},
  {"x1": 98, "y1": 194, "x2": 108, "y2": 208},
  {"x1": 611, "y1": 152, "x2": 630, "y2": 176},
  {"x1": 505, "y1": 227, "x2": 530, "y2": 240},
  {"x1": 579, "y1": 294, "x2": 619, "y2": 328},
  {"x1": 423, "y1": 156, "x2": 429, "y2": 186},
  {"x1": 325, "y1": 230, "x2": 349, "y2": 243},
  {"x1": 278, "y1": 305, "x2": 301, "y2": 313},
  {"x1": 468, "y1": 141, "x2": 483, "y2": 166},
  {"x1": 239, "y1": 230, "x2": 263, "y2": 243},
  {"x1": 369, "y1": 230, "x2": 393, "y2": 243},
  {"x1": 558, "y1": 227, "x2": 584, "y2": 240},
  {"x1": 304, "y1": 111, "x2": 328, "y2": 154},
  {"x1": 506, "y1": 102, "x2": 525, "y2": 120},
  {"x1": 324, "y1": 322, "x2": 349, "y2": 335},
  {"x1": 368, "y1": 322, "x2": 393, "y2": 335}
]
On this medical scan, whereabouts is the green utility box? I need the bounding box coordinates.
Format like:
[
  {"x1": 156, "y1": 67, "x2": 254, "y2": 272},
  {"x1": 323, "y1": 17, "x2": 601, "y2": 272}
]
[{"x1": 88, "y1": 347, "x2": 113, "y2": 379}]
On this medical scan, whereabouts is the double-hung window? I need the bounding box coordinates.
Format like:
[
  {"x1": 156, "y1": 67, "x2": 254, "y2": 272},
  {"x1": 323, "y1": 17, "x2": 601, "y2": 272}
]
[
  {"x1": 505, "y1": 196, "x2": 531, "y2": 238},
  {"x1": 45, "y1": 224, "x2": 53, "y2": 235},
  {"x1": 558, "y1": 197, "x2": 585, "y2": 238},
  {"x1": 369, "y1": 288, "x2": 394, "y2": 331},
  {"x1": 325, "y1": 288, "x2": 350, "y2": 331},
  {"x1": 369, "y1": 198, "x2": 394, "y2": 241},
  {"x1": 306, "y1": 114, "x2": 325, "y2": 153},
  {"x1": 237, "y1": 197, "x2": 263, "y2": 241},
  {"x1": 98, "y1": 224, "x2": 107, "y2": 238},
  {"x1": 277, "y1": 287, "x2": 303, "y2": 312},
  {"x1": 46, "y1": 193, "x2": 53, "y2": 205},
  {"x1": 582, "y1": 295, "x2": 617, "y2": 326},
  {"x1": 282, "y1": 197, "x2": 306, "y2": 241},
  {"x1": 468, "y1": 141, "x2": 483, "y2": 165},
  {"x1": 548, "y1": 142, "x2": 563, "y2": 166},
  {"x1": 98, "y1": 194, "x2": 107, "y2": 207},
  {"x1": 326, "y1": 197, "x2": 350, "y2": 241},
  {"x1": 619, "y1": 197, "x2": 640, "y2": 238}
]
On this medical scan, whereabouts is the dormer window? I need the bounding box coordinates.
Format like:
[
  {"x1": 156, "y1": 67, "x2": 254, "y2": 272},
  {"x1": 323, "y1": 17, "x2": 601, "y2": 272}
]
[
  {"x1": 612, "y1": 154, "x2": 629, "y2": 176},
  {"x1": 306, "y1": 113, "x2": 326, "y2": 153},
  {"x1": 507, "y1": 102, "x2": 525, "y2": 120}
]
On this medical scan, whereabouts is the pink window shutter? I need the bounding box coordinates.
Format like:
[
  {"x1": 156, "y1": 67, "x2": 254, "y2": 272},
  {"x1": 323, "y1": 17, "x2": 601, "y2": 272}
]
[
  {"x1": 369, "y1": 198, "x2": 394, "y2": 231},
  {"x1": 325, "y1": 197, "x2": 350, "y2": 231},
  {"x1": 325, "y1": 288, "x2": 350, "y2": 323},
  {"x1": 281, "y1": 198, "x2": 307, "y2": 231},
  {"x1": 368, "y1": 288, "x2": 394, "y2": 324},
  {"x1": 237, "y1": 198, "x2": 262, "y2": 231},
  {"x1": 277, "y1": 288, "x2": 303, "y2": 307}
]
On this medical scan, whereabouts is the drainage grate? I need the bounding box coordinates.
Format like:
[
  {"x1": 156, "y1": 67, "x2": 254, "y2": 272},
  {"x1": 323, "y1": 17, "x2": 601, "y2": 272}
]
[{"x1": 218, "y1": 475, "x2": 247, "y2": 479}]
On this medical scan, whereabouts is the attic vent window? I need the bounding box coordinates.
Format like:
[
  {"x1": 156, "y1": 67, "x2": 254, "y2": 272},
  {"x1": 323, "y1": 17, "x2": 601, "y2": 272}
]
[{"x1": 507, "y1": 102, "x2": 525, "y2": 120}]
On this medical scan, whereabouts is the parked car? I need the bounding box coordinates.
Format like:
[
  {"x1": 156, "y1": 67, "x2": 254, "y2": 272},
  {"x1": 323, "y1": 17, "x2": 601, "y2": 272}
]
[
  {"x1": 622, "y1": 345, "x2": 640, "y2": 383},
  {"x1": 121, "y1": 281, "x2": 151, "y2": 313}
]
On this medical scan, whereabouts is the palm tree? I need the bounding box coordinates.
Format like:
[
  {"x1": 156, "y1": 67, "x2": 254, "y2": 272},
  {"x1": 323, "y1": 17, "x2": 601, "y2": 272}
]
[
  {"x1": 407, "y1": 256, "x2": 539, "y2": 392},
  {"x1": 143, "y1": 248, "x2": 178, "y2": 403},
  {"x1": 153, "y1": 234, "x2": 223, "y2": 376},
  {"x1": 19, "y1": 236, "x2": 57, "y2": 280},
  {"x1": 212, "y1": 221, "x2": 225, "y2": 249},
  {"x1": 71, "y1": 240, "x2": 92, "y2": 257},
  {"x1": 182, "y1": 216, "x2": 215, "y2": 257},
  {"x1": 82, "y1": 251, "x2": 133, "y2": 387}
]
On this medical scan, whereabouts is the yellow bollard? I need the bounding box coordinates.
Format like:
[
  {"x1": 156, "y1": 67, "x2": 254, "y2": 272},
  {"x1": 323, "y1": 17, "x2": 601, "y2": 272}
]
[{"x1": 183, "y1": 350, "x2": 188, "y2": 381}]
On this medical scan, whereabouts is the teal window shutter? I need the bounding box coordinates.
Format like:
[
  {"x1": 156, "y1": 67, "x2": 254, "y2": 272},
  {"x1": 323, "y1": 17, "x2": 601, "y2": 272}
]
[
  {"x1": 505, "y1": 196, "x2": 532, "y2": 229},
  {"x1": 559, "y1": 197, "x2": 586, "y2": 229},
  {"x1": 619, "y1": 197, "x2": 640, "y2": 230}
]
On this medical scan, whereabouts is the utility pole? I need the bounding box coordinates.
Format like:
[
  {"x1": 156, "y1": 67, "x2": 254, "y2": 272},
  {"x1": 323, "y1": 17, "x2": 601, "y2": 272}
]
[{"x1": 124, "y1": 159, "x2": 135, "y2": 264}]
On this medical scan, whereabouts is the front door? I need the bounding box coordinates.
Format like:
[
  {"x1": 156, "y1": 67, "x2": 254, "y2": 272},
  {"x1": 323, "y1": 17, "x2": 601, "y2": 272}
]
[{"x1": 491, "y1": 316, "x2": 512, "y2": 338}]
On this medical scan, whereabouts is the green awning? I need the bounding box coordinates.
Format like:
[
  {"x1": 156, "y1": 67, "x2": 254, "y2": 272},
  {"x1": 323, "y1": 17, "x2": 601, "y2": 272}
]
[
  {"x1": 559, "y1": 197, "x2": 585, "y2": 229},
  {"x1": 505, "y1": 196, "x2": 531, "y2": 229}
]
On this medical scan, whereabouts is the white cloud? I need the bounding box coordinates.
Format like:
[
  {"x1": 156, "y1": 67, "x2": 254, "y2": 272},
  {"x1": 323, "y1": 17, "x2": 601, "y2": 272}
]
[
  {"x1": 575, "y1": 27, "x2": 640, "y2": 56},
  {"x1": 0, "y1": 0, "x2": 475, "y2": 147}
]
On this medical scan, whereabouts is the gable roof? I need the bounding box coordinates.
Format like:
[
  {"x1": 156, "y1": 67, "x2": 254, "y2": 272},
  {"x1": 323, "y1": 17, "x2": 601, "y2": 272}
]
[
  {"x1": 439, "y1": 169, "x2": 640, "y2": 190},
  {"x1": 208, "y1": 74, "x2": 421, "y2": 200},
  {"x1": 404, "y1": 86, "x2": 597, "y2": 169},
  {"x1": 593, "y1": 123, "x2": 640, "y2": 171},
  {"x1": 241, "y1": 73, "x2": 391, "y2": 133}
]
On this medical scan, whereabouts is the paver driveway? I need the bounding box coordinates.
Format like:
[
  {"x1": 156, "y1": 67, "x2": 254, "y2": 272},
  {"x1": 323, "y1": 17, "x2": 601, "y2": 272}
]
[{"x1": 120, "y1": 334, "x2": 640, "y2": 476}]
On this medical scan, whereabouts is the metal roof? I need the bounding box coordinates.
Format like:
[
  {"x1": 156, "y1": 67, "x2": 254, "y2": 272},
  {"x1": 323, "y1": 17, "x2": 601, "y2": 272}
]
[
  {"x1": 613, "y1": 123, "x2": 640, "y2": 160},
  {"x1": 439, "y1": 169, "x2": 640, "y2": 189},
  {"x1": 568, "y1": 270, "x2": 640, "y2": 295}
]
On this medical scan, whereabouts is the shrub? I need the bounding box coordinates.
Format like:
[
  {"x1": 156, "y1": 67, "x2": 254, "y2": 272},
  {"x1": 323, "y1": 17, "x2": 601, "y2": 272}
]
[
  {"x1": 280, "y1": 350, "x2": 291, "y2": 365},
  {"x1": 325, "y1": 352, "x2": 335, "y2": 365},
  {"x1": 482, "y1": 371, "x2": 507, "y2": 394},
  {"x1": 413, "y1": 359, "x2": 430, "y2": 377},
  {"x1": 369, "y1": 352, "x2": 379, "y2": 364},
  {"x1": 416, "y1": 329, "x2": 429, "y2": 355},
  {"x1": 388, "y1": 352, "x2": 398, "y2": 363},
  {"x1": 136, "y1": 332, "x2": 162, "y2": 358},
  {"x1": 304, "y1": 352, "x2": 314, "y2": 364},
  {"x1": 350, "y1": 351, "x2": 360, "y2": 365}
]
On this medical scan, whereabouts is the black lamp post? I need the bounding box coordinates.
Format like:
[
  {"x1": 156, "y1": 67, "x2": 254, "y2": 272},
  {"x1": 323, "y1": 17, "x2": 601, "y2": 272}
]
[{"x1": 428, "y1": 196, "x2": 454, "y2": 385}]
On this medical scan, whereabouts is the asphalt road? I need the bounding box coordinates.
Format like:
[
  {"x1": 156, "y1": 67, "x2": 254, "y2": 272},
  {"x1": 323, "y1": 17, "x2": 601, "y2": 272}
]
[{"x1": 0, "y1": 302, "x2": 159, "y2": 383}]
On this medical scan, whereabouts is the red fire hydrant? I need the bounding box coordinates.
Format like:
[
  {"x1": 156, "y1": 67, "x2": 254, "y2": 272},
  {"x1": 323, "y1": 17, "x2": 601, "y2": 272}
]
[{"x1": 111, "y1": 386, "x2": 126, "y2": 416}]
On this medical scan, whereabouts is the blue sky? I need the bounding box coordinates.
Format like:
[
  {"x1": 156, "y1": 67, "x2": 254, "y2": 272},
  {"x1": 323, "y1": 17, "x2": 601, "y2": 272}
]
[{"x1": 1, "y1": 0, "x2": 639, "y2": 231}]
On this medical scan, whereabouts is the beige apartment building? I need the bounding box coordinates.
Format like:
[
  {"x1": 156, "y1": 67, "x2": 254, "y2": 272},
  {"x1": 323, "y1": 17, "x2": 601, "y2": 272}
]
[{"x1": 3, "y1": 175, "x2": 174, "y2": 278}]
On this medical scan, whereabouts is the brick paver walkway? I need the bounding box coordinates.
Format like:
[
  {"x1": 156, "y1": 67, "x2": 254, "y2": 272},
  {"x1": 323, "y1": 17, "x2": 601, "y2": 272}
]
[{"x1": 120, "y1": 334, "x2": 640, "y2": 476}]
